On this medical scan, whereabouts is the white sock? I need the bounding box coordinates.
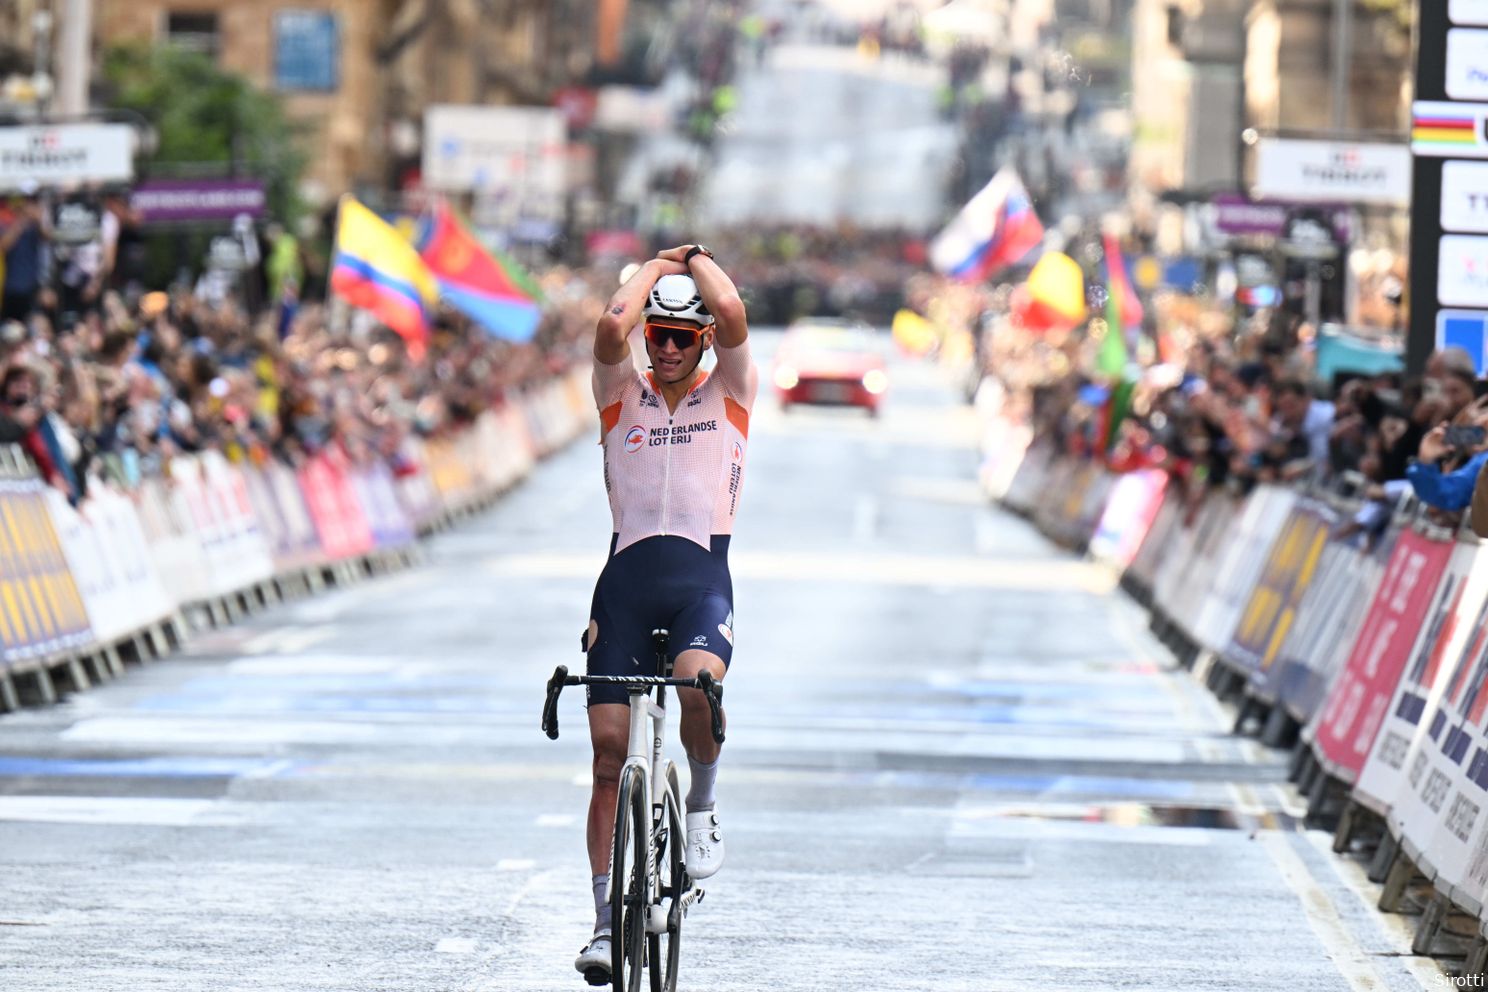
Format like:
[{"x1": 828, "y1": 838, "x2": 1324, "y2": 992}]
[
  {"x1": 593, "y1": 874, "x2": 610, "y2": 933},
  {"x1": 686, "y1": 755, "x2": 719, "y2": 812}
]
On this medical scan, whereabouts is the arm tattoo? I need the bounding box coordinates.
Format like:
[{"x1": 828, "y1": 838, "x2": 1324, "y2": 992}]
[{"x1": 610, "y1": 304, "x2": 626, "y2": 316}]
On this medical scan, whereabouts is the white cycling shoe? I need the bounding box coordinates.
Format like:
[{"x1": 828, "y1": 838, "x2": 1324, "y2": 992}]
[
  {"x1": 574, "y1": 929, "x2": 611, "y2": 985},
  {"x1": 685, "y1": 808, "x2": 725, "y2": 880}
]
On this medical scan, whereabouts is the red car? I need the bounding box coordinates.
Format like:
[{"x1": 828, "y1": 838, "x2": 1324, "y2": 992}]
[{"x1": 772, "y1": 320, "x2": 889, "y2": 415}]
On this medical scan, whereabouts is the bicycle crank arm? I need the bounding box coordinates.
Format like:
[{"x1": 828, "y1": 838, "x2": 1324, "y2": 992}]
[{"x1": 678, "y1": 886, "x2": 706, "y2": 915}]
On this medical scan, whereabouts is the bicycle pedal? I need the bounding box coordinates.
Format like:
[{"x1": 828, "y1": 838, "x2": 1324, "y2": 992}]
[{"x1": 582, "y1": 967, "x2": 609, "y2": 987}]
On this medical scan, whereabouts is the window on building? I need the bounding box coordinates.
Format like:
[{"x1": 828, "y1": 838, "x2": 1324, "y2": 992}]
[
  {"x1": 166, "y1": 12, "x2": 220, "y2": 59},
  {"x1": 274, "y1": 11, "x2": 340, "y2": 92}
]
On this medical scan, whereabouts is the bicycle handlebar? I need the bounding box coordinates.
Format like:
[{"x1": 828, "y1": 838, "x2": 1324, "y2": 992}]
[{"x1": 541, "y1": 665, "x2": 726, "y2": 745}]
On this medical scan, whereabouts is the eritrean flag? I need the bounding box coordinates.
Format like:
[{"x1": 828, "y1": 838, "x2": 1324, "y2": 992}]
[
  {"x1": 330, "y1": 195, "x2": 439, "y2": 360},
  {"x1": 418, "y1": 202, "x2": 543, "y2": 342}
]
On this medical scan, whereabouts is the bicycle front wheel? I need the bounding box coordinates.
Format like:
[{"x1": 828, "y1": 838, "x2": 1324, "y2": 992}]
[
  {"x1": 649, "y1": 762, "x2": 684, "y2": 992},
  {"x1": 611, "y1": 765, "x2": 648, "y2": 992}
]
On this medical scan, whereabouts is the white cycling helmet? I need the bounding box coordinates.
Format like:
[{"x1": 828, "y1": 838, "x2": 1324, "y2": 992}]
[{"x1": 643, "y1": 273, "x2": 715, "y2": 326}]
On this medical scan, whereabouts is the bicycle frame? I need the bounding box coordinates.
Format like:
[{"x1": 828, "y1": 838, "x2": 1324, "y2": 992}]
[{"x1": 540, "y1": 645, "x2": 724, "y2": 988}]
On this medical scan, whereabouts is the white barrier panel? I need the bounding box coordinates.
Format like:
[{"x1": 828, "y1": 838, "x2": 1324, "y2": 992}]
[
  {"x1": 1125, "y1": 491, "x2": 1183, "y2": 593},
  {"x1": 1356, "y1": 541, "x2": 1482, "y2": 818},
  {"x1": 1151, "y1": 496, "x2": 1235, "y2": 639},
  {"x1": 169, "y1": 453, "x2": 275, "y2": 598},
  {"x1": 1389, "y1": 543, "x2": 1488, "y2": 895},
  {"x1": 394, "y1": 437, "x2": 442, "y2": 527},
  {"x1": 46, "y1": 487, "x2": 174, "y2": 644},
  {"x1": 1003, "y1": 440, "x2": 1055, "y2": 515},
  {"x1": 1192, "y1": 489, "x2": 1295, "y2": 656},
  {"x1": 132, "y1": 479, "x2": 213, "y2": 606},
  {"x1": 979, "y1": 415, "x2": 1033, "y2": 501}
]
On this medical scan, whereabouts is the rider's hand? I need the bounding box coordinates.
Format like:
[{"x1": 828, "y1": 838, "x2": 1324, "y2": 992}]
[{"x1": 655, "y1": 245, "x2": 697, "y2": 264}]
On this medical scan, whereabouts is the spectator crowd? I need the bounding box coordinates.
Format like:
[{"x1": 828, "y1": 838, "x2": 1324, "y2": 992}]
[
  {"x1": 971, "y1": 269, "x2": 1488, "y2": 544},
  {"x1": 0, "y1": 187, "x2": 609, "y2": 507}
]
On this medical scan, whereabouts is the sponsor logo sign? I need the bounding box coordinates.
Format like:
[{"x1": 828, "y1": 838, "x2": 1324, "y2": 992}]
[
  {"x1": 1443, "y1": 161, "x2": 1488, "y2": 232},
  {"x1": 132, "y1": 179, "x2": 267, "y2": 224},
  {"x1": 1439, "y1": 235, "x2": 1488, "y2": 306},
  {"x1": 1450, "y1": 29, "x2": 1488, "y2": 101},
  {"x1": 0, "y1": 124, "x2": 133, "y2": 190},
  {"x1": 623, "y1": 426, "x2": 646, "y2": 453},
  {"x1": 1458, "y1": 0, "x2": 1488, "y2": 26},
  {"x1": 1253, "y1": 139, "x2": 1411, "y2": 206},
  {"x1": 423, "y1": 104, "x2": 567, "y2": 201}
]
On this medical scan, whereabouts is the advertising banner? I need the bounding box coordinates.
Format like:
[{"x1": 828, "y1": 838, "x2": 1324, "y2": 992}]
[
  {"x1": 298, "y1": 454, "x2": 374, "y2": 561},
  {"x1": 1191, "y1": 488, "x2": 1294, "y2": 655},
  {"x1": 1314, "y1": 529, "x2": 1456, "y2": 781},
  {"x1": 130, "y1": 479, "x2": 212, "y2": 607},
  {"x1": 1088, "y1": 470, "x2": 1167, "y2": 568},
  {"x1": 0, "y1": 124, "x2": 133, "y2": 191},
  {"x1": 1226, "y1": 500, "x2": 1330, "y2": 678},
  {"x1": 1356, "y1": 541, "x2": 1480, "y2": 816},
  {"x1": 0, "y1": 478, "x2": 92, "y2": 660},
  {"x1": 422, "y1": 105, "x2": 568, "y2": 205},
  {"x1": 1253, "y1": 139, "x2": 1412, "y2": 206},
  {"x1": 1273, "y1": 526, "x2": 1391, "y2": 724},
  {"x1": 45, "y1": 488, "x2": 173, "y2": 644},
  {"x1": 1391, "y1": 546, "x2": 1488, "y2": 882},
  {"x1": 1248, "y1": 500, "x2": 1339, "y2": 703},
  {"x1": 132, "y1": 179, "x2": 267, "y2": 224}
]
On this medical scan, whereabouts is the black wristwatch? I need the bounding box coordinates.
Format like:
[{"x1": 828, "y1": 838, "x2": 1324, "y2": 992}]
[{"x1": 683, "y1": 244, "x2": 714, "y2": 266}]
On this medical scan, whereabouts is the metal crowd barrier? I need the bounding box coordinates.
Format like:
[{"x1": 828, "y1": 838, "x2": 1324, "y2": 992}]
[
  {"x1": 979, "y1": 416, "x2": 1488, "y2": 973},
  {"x1": 0, "y1": 365, "x2": 595, "y2": 713}
]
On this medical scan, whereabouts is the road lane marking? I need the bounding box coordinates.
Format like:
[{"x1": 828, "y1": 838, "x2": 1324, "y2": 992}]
[
  {"x1": 535, "y1": 814, "x2": 574, "y2": 828},
  {"x1": 496, "y1": 859, "x2": 536, "y2": 871},
  {"x1": 0, "y1": 797, "x2": 237, "y2": 826},
  {"x1": 1302, "y1": 830, "x2": 1445, "y2": 990},
  {"x1": 435, "y1": 937, "x2": 478, "y2": 954},
  {"x1": 1257, "y1": 830, "x2": 1399, "y2": 992}
]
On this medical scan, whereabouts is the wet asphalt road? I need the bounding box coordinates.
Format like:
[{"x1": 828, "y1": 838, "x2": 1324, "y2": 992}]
[{"x1": 0, "y1": 334, "x2": 1446, "y2": 991}]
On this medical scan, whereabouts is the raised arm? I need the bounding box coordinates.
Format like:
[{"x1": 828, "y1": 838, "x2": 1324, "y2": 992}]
[
  {"x1": 595, "y1": 258, "x2": 686, "y2": 364},
  {"x1": 657, "y1": 245, "x2": 748, "y2": 348}
]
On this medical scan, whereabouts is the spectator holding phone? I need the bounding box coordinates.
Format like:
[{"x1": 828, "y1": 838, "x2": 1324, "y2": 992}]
[{"x1": 1408, "y1": 396, "x2": 1488, "y2": 510}]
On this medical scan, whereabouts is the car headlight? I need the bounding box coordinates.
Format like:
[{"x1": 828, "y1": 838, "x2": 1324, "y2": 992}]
[
  {"x1": 774, "y1": 367, "x2": 799, "y2": 389},
  {"x1": 862, "y1": 369, "x2": 888, "y2": 395}
]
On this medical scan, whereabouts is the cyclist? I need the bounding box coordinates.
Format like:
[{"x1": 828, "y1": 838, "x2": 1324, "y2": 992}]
[{"x1": 575, "y1": 245, "x2": 757, "y2": 979}]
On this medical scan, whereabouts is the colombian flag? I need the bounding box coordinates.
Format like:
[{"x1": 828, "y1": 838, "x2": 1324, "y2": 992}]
[
  {"x1": 330, "y1": 196, "x2": 439, "y2": 360},
  {"x1": 418, "y1": 202, "x2": 543, "y2": 342}
]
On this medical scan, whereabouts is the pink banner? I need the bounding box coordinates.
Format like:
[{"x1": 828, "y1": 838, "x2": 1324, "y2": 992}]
[
  {"x1": 297, "y1": 454, "x2": 374, "y2": 562},
  {"x1": 1313, "y1": 529, "x2": 1456, "y2": 781}
]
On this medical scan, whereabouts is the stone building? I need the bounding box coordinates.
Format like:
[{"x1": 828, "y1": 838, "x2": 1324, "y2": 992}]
[{"x1": 93, "y1": 0, "x2": 600, "y2": 203}]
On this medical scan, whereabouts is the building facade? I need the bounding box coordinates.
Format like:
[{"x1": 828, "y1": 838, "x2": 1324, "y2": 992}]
[{"x1": 93, "y1": 0, "x2": 599, "y2": 203}]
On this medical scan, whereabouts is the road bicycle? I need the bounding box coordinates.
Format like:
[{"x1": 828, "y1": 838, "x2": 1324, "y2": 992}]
[{"x1": 542, "y1": 630, "x2": 725, "y2": 992}]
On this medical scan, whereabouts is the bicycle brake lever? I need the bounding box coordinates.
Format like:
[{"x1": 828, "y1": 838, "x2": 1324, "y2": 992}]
[
  {"x1": 542, "y1": 665, "x2": 568, "y2": 740},
  {"x1": 696, "y1": 670, "x2": 725, "y2": 745}
]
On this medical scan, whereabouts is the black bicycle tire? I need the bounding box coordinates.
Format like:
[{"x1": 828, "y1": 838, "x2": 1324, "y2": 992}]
[
  {"x1": 612, "y1": 766, "x2": 647, "y2": 992},
  {"x1": 649, "y1": 762, "x2": 684, "y2": 992}
]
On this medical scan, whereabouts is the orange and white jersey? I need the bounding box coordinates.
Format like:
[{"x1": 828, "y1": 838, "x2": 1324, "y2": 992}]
[{"x1": 594, "y1": 341, "x2": 758, "y2": 554}]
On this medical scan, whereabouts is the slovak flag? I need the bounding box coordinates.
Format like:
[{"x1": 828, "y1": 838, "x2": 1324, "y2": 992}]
[{"x1": 929, "y1": 167, "x2": 1045, "y2": 282}]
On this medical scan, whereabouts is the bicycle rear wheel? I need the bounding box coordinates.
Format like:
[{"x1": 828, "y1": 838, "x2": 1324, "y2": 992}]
[
  {"x1": 611, "y1": 765, "x2": 647, "y2": 992},
  {"x1": 649, "y1": 762, "x2": 684, "y2": 992}
]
